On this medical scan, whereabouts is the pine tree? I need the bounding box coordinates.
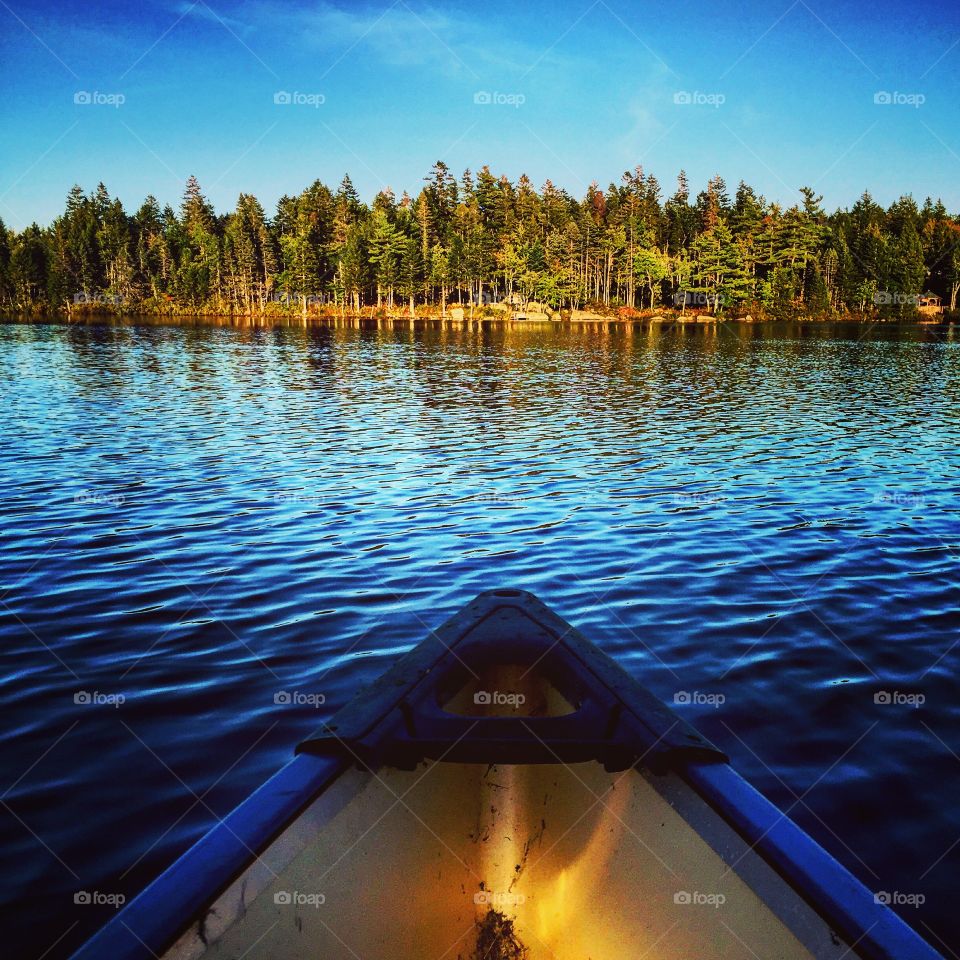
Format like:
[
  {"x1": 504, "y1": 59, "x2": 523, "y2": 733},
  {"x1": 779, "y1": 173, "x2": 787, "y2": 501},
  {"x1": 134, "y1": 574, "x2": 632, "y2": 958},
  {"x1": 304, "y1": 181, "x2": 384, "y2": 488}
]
[
  {"x1": 10, "y1": 225, "x2": 50, "y2": 308},
  {"x1": 804, "y1": 260, "x2": 831, "y2": 314},
  {"x1": 368, "y1": 209, "x2": 407, "y2": 309},
  {"x1": 181, "y1": 175, "x2": 214, "y2": 233},
  {"x1": 688, "y1": 221, "x2": 751, "y2": 311},
  {"x1": 177, "y1": 177, "x2": 220, "y2": 307},
  {"x1": 224, "y1": 194, "x2": 276, "y2": 313},
  {"x1": 133, "y1": 196, "x2": 164, "y2": 299},
  {"x1": 0, "y1": 216, "x2": 11, "y2": 308},
  {"x1": 99, "y1": 197, "x2": 133, "y2": 301},
  {"x1": 887, "y1": 219, "x2": 926, "y2": 314}
]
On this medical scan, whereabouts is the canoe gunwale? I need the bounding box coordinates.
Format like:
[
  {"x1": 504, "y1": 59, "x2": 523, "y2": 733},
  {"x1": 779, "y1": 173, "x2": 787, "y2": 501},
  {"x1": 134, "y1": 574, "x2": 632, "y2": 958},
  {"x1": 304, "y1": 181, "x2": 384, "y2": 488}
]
[
  {"x1": 684, "y1": 761, "x2": 943, "y2": 960},
  {"x1": 68, "y1": 752, "x2": 348, "y2": 960}
]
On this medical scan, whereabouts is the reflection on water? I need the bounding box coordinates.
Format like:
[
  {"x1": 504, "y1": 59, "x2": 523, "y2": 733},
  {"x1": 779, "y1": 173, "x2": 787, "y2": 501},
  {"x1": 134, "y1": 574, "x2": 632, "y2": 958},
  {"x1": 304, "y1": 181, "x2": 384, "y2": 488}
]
[{"x1": 0, "y1": 318, "x2": 958, "y2": 957}]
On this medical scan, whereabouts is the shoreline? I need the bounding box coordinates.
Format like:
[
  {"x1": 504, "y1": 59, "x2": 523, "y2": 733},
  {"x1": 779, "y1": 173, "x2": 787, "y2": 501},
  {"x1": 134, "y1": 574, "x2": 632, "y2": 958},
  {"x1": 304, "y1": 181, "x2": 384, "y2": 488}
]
[{"x1": 2, "y1": 308, "x2": 955, "y2": 327}]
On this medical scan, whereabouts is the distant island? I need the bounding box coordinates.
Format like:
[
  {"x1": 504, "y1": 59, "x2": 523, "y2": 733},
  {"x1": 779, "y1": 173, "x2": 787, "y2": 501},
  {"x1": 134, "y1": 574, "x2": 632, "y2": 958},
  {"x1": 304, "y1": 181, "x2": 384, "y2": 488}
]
[{"x1": 1, "y1": 163, "x2": 957, "y2": 322}]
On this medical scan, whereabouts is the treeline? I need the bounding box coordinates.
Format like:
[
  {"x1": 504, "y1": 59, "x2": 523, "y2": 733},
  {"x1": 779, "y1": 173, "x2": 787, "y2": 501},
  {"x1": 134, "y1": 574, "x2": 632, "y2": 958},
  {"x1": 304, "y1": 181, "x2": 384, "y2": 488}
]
[{"x1": 1, "y1": 163, "x2": 958, "y2": 317}]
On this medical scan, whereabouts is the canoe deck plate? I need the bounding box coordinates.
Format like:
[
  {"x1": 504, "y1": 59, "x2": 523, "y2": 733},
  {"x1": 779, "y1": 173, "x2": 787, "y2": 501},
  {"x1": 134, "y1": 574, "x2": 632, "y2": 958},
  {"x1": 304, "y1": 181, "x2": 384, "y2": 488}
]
[{"x1": 297, "y1": 589, "x2": 727, "y2": 772}]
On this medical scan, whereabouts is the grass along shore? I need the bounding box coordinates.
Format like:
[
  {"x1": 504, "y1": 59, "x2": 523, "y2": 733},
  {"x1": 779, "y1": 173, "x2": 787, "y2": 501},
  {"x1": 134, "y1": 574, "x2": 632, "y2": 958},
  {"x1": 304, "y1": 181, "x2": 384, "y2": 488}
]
[{"x1": 5, "y1": 299, "x2": 956, "y2": 326}]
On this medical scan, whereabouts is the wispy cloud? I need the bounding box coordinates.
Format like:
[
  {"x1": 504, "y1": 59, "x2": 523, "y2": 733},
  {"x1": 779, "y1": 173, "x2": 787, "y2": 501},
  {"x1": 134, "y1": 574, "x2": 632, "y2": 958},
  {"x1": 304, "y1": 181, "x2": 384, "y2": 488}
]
[
  {"x1": 190, "y1": 0, "x2": 584, "y2": 79},
  {"x1": 145, "y1": 0, "x2": 681, "y2": 107},
  {"x1": 173, "y1": 1, "x2": 256, "y2": 37}
]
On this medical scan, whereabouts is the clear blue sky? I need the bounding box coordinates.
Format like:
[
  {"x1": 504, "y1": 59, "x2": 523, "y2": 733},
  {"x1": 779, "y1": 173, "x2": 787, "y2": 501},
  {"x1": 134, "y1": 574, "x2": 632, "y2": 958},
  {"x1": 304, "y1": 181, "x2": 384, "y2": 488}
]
[{"x1": 1, "y1": 0, "x2": 959, "y2": 229}]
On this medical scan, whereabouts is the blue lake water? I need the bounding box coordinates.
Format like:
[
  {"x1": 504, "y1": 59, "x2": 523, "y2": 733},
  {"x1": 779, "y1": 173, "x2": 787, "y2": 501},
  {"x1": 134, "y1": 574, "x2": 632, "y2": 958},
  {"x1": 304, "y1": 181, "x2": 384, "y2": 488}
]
[{"x1": 1, "y1": 318, "x2": 958, "y2": 957}]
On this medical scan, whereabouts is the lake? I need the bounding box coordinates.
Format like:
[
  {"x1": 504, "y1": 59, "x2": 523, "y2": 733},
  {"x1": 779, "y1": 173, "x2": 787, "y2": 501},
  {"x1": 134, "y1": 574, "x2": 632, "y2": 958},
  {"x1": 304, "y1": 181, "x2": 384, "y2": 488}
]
[{"x1": 1, "y1": 317, "x2": 958, "y2": 957}]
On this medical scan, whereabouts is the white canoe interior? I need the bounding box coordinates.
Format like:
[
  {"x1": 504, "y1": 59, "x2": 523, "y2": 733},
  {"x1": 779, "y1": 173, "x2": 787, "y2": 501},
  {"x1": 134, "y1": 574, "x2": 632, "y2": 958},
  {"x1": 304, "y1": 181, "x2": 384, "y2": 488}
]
[
  {"x1": 161, "y1": 754, "x2": 855, "y2": 960},
  {"x1": 159, "y1": 662, "x2": 854, "y2": 960}
]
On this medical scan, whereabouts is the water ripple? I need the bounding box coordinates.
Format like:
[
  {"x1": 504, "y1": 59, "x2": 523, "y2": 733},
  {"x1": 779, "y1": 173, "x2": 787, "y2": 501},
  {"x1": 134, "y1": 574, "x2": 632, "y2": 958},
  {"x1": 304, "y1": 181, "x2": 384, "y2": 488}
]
[{"x1": 0, "y1": 320, "x2": 958, "y2": 956}]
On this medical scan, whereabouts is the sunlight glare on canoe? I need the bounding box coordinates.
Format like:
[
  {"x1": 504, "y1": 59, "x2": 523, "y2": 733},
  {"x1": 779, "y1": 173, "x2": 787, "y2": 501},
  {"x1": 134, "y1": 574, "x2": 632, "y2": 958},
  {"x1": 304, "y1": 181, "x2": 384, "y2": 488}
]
[{"x1": 532, "y1": 779, "x2": 630, "y2": 957}]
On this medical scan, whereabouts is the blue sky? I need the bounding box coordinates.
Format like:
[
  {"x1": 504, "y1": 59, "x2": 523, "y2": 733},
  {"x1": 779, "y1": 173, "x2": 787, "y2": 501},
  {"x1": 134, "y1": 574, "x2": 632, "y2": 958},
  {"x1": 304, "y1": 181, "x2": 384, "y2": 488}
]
[{"x1": 1, "y1": 0, "x2": 959, "y2": 228}]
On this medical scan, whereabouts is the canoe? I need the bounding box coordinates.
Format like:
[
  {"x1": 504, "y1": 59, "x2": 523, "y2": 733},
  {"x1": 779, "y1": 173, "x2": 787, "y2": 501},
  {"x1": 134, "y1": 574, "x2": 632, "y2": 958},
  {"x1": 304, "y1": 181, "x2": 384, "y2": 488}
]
[{"x1": 73, "y1": 589, "x2": 942, "y2": 960}]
